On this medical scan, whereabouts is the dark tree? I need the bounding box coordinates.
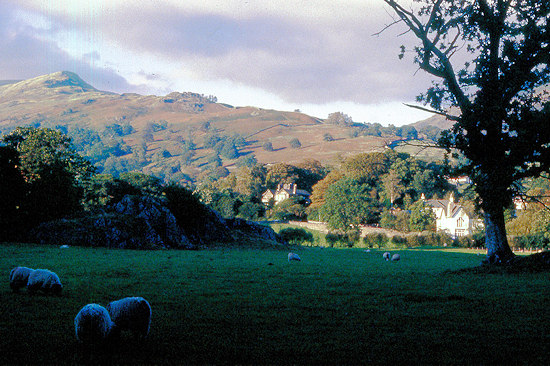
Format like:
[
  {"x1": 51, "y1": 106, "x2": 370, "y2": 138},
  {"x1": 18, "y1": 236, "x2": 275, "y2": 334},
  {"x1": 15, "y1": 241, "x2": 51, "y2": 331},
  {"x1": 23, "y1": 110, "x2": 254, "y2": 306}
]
[
  {"x1": 0, "y1": 146, "x2": 26, "y2": 239},
  {"x1": 2, "y1": 127, "x2": 95, "y2": 226},
  {"x1": 383, "y1": 0, "x2": 550, "y2": 264},
  {"x1": 289, "y1": 138, "x2": 302, "y2": 149}
]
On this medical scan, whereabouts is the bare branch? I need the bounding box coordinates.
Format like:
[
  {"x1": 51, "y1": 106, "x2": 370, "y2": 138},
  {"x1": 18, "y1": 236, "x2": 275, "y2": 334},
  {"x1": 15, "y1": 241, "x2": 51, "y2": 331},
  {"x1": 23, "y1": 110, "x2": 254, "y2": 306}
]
[{"x1": 403, "y1": 103, "x2": 461, "y2": 121}]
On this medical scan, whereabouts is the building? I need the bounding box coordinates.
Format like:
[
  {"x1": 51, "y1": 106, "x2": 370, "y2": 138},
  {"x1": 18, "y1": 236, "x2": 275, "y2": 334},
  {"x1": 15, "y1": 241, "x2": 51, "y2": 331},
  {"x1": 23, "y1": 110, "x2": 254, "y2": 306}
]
[
  {"x1": 261, "y1": 183, "x2": 310, "y2": 205},
  {"x1": 424, "y1": 193, "x2": 480, "y2": 237}
]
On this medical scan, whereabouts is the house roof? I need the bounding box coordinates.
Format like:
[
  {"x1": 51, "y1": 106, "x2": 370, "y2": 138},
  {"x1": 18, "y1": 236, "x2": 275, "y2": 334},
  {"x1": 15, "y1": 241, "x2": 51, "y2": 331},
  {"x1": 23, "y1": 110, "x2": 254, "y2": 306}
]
[{"x1": 425, "y1": 199, "x2": 464, "y2": 218}]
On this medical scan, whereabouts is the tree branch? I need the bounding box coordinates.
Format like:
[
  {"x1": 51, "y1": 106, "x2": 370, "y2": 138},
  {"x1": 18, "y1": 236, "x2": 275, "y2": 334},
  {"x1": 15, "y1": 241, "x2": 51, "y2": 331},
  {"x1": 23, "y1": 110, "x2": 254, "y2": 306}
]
[{"x1": 403, "y1": 103, "x2": 461, "y2": 121}]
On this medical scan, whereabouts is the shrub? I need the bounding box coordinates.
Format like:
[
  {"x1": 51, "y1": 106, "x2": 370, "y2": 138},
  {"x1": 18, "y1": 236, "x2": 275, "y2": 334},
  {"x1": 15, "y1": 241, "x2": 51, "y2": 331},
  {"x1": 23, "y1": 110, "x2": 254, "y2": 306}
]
[
  {"x1": 363, "y1": 233, "x2": 388, "y2": 248},
  {"x1": 510, "y1": 234, "x2": 549, "y2": 251},
  {"x1": 278, "y1": 228, "x2": 314, "y2": 245},
  {"x1": 390, "y1": 235, "x2": 407, "y2": 248},
  {"x1": 289, "y1": 138, "x2": 301, "y2": 149},
  {"x1": 262, "y1": 142, "x2": 274, "y2": 151},
  {"x1": 325, "y1": 231, "x2": 360, "y2": 248},
  {"x1": 406, "y1": 235, "x2": 427, "y2": 248}
]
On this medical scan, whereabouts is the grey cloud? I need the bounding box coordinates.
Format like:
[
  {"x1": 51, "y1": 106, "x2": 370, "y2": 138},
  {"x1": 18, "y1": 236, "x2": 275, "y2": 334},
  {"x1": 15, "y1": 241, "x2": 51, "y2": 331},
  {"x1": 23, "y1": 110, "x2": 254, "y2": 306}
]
[
  {"x1": 101, "y1": 5, "x2": 433, "y2": 104},
  {"x1": 0, "y1": 3, "x2": 143, "y2": 94}
]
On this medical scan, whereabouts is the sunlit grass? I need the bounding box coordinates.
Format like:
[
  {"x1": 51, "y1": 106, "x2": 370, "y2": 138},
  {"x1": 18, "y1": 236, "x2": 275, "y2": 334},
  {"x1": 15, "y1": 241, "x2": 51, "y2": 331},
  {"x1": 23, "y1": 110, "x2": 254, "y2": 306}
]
[{"x1": 1, "y1": 243, "x2": 549, "y2": 364}]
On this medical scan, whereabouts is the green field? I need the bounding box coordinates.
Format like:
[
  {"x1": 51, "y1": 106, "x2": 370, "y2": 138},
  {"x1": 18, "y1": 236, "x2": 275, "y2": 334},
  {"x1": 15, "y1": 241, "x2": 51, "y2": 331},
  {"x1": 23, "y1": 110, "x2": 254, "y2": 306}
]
[{"x1": 1, "y1": 243, "x2": 549, "y2": 364}]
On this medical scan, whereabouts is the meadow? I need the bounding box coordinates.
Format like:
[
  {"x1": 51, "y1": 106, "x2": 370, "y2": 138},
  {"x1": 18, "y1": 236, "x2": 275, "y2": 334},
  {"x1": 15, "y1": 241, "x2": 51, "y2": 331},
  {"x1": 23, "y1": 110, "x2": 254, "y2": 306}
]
[{"x1": 1, "y1": 242, "x2": 549, "y2": 365}]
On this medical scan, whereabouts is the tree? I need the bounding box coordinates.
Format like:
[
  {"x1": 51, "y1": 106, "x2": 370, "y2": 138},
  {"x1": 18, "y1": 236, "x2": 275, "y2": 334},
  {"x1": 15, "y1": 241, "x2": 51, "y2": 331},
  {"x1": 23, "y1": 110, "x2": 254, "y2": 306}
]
[
  {"x1": 262, "y1": 141, "x2": 274, "y2": 151},
  {"x1": 326, "y1": 112, "x2": 353, "y2": 126},
  {"x1": 289, "y1": 138, "x2": 302, "y2": 149},
  {"x1": 383, "y1": 1, "x2": 550, "y2": 264},
  {"x1": 409, "y1": 200, "x2": 436, "y2": 232},
  {"x1": 0, "y1": 146, "x2": 26, "y2": 238},
  {"x1": 320, "y1": 178, "x2": 380, "y2": 233},
  {"x1": 2, "y1": 127, "x2": 96, "y2": 226}
]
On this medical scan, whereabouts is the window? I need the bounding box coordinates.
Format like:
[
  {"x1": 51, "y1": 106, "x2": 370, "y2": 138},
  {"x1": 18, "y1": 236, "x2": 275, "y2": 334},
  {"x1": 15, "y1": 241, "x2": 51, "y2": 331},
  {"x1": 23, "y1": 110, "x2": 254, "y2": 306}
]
[{"x1": 457, "y1": 217, "x2": 464, "y2": 228}]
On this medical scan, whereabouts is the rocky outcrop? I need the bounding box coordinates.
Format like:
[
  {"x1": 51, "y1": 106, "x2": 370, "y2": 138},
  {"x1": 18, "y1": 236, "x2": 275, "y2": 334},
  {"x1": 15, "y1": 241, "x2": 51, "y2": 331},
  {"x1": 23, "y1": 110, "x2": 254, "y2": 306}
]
[
  {"x1": 30, "y1": 194, "x2": 285, "y2": 249},
  {"x1": 224, "y1": 218, "x2": 287, "y2": 245},
  {"x1": 31, "y1": 195, "x2": 193, "y2": 249}
]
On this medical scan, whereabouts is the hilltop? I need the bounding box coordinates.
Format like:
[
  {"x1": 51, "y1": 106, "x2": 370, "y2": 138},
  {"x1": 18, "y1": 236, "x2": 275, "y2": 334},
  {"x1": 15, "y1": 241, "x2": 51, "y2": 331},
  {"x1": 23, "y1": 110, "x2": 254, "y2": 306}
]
[{"x1": 0, "y1": 72, "x2": 443, "y2": 182}]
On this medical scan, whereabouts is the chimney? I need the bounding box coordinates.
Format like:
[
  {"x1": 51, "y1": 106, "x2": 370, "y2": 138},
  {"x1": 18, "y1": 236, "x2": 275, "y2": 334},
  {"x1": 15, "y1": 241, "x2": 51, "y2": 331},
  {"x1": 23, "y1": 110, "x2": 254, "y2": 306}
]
[
  {"x1": 447, "y1": 193, "x2": 454, "y2": 217},
  {"x1": 293, "y1": 184, "x2": 297, "y2": 194}
]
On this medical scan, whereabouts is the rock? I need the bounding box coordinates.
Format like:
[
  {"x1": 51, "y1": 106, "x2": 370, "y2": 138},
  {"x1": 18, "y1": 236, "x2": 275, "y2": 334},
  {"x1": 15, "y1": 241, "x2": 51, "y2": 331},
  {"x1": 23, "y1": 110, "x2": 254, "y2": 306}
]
[{"x1": 224, "y1": 218, "x2": 286, "y2": 244}]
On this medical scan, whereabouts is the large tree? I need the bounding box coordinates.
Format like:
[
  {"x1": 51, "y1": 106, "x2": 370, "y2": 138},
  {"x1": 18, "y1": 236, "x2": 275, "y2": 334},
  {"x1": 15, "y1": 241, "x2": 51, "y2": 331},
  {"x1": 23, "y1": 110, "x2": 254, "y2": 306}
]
[{"x1": 383, "y1": 0, "x2": 550, "y2": 264}]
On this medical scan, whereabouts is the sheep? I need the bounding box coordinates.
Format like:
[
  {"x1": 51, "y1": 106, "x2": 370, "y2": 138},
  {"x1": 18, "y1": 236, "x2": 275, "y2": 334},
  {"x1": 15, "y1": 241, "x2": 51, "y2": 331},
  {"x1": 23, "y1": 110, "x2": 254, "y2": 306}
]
[
  {"x1": 9, "y1": 267, "x2": 34, "y2": 292},
  {"x1": 106, "y1": 297, "x2": 151, "y2": 339},
  {"x1": 26, "y1": 269, "x2": 63, "y2": 295},
  {"x1": 383, "y1": 252, "x2": 391, "y2": 261},
  {"x1": 74, "y1": 304, "x2": 115, "y2": 345},
  {"x1": 391, "y1": 253, "x2": 401, "y2": 261},
  {"x1": 288, "y1": 252, "x2": 301, "y2": 262}
]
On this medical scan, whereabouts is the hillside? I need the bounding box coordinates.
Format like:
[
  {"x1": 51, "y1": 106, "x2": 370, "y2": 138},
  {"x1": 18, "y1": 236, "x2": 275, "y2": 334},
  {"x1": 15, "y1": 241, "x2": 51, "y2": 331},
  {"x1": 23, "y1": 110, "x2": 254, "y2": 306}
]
[{"x1": 0, "y1": 72, "x2": 428, "y2": 182}]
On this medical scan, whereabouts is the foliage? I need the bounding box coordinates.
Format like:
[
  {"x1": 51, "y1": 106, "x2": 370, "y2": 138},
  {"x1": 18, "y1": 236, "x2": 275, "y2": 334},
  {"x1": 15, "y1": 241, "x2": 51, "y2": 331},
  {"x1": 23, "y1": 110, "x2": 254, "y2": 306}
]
[
  {"x1": 289, "y1": 137, "x2": 302, "y2": 149},
  {"x1": 278, "y1": 227, "x2": 314, "y2": 245},
  {"x1": 320, "y1": 178, "x2": 380, "y2": 232},
  {"x1": 323, "y1": 133, "x2": 334, "y2": 142},
  {"x1": 363, "y1": 233, "x2": 389, "y2": 248},
  {"x1": 325, "y1": 231, "x2": 360, "y2": 248},
  {"x1": 380, "y1": 209, "x2": 411, "y2": 232},
  {"x1": 262, "y1": 141, "x2": 274, "y2": 151},
  {"x1": 268, "y1": 196, "x2": 307, "y2": 221},
  {"x1": 0, "y1": 146, "x2": 26, "y2": 238},
  {"x1": 409, "y1": 200, "x2": 436, "y2": 232},
  {"x1": 163, "y1": 183, "x2": 230, "y2": 244},
  {"x1": 237, "y1": 201, "x2": 264, "y2": 221},
  {"x1": 341, "y1": 152, "x2": 391, "y2": 185},
  {"x1": 2, "y1": 127, "x2": 95, "y2": 227},
  {"x1": 326, "y1": 111, "x2": 353, "y2": 126}
]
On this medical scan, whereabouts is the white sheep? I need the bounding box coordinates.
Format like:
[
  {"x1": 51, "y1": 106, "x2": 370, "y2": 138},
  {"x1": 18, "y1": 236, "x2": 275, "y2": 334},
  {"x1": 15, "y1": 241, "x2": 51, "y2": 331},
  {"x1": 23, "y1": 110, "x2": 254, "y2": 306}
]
[
  {"x1": 9, "y1": 267, "x2": 34, "y2": 292},
  {"x1": 26, "y1": 269, "x2": 63, "y2": 295},
  {"x1": 383, "y1": 252, "x2": 391, "y2": 261},
  {"x1": 391, "y1": 253, "x2": 401, "y2": 261},
  {"x1": 288, "y1": 252, "x2": 301, "y2": 262},
  {"x1": 106, "y1": 297, "x2": 152, "y2": 339},
  {"x1": 74, "y1": 304, "x2": 115, "y2": 345}
]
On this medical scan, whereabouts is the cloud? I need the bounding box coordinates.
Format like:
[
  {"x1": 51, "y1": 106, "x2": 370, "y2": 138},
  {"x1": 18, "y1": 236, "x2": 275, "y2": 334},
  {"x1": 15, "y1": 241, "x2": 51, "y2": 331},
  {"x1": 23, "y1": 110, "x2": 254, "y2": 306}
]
[
  {"x1": 0, "y1": 3, "x2": 145, "y2": 94},
  {"x1": 5, "y1": 1, "x2": 434, "y2": 106}
]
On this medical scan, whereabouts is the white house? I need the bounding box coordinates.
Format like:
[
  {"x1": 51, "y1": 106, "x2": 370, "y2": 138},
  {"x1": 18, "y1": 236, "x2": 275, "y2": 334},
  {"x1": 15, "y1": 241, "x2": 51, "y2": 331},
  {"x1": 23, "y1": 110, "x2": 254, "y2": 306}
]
[
  {"x1": 261, "y1": 183, "x2": 310, "y2": 205},
  {"x1": 424, "y1": 194, "x2": 480, "y2": 237}
]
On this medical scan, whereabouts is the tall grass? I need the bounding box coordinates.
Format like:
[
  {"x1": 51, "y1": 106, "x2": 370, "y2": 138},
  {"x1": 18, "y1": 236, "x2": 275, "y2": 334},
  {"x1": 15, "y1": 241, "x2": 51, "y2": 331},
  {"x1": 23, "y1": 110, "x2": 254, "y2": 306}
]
[{"x1": 1, "y1": 243, "x2": 549, "y2": 364}]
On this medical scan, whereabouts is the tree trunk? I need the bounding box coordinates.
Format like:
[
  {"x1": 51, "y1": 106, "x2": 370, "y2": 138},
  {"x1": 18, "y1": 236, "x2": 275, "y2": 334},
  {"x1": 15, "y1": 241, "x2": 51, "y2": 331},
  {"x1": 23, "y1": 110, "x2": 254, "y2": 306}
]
[{"x1": 483, "y1": 207, "x2": 515, "y2": 265}]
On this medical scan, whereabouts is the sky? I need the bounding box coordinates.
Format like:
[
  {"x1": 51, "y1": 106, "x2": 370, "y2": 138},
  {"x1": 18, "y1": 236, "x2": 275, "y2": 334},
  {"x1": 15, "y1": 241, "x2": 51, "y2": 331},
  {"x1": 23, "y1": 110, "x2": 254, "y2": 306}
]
[{"x1": 0, "y1": 0, "x2": 438, "y2": 126}]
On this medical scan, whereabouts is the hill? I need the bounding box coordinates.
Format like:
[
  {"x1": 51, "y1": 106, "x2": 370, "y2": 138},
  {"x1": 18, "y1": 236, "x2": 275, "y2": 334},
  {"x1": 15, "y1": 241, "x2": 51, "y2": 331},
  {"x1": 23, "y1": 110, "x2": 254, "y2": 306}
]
[{"x1": 0, "y1": 72, "x2": 433, "y2": 182}]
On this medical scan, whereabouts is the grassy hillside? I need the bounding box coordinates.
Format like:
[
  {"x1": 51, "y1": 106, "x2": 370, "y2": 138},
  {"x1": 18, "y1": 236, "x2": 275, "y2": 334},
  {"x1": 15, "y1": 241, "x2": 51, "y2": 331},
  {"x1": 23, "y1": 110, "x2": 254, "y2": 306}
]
[
  {"x1": 2, "y1": 243, "x2": 549, "y2": 364},
  {"x1": 0, "y1": 72, "x2": 413, "y2": 182}
]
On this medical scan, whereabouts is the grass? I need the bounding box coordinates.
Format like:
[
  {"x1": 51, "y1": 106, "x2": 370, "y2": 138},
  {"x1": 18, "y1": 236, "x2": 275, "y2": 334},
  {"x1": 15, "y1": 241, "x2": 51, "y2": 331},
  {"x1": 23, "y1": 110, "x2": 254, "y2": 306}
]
[{"x1": 1, "y1": 243, "x2": 549, "y2": 365}]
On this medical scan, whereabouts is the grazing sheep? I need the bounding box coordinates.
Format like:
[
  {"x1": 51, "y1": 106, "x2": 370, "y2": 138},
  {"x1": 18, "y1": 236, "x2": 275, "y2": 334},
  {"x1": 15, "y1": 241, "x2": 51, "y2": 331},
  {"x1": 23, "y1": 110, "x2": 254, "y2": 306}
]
[
  {"x1": 288, "y1": 252, "x2": 301, "y2": 262},
  {"x1": 383, "y1": 252, "x2": 391, "y2": 261},
  {"x1": 391, "y1": 253, "x2": 401, "y2": 261},
  {"x1": 74, "y1": 304, "x2": 114, "y2": 345},
  {"x1": 26, "y1": 269, "x2": 63, "y2": 295},
  {"x1": 9, "y1": 267, "x2": 34, "y2": 292},
  {"x1": 106, "y1": 297, "x2": 151, "y2": 339}
]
